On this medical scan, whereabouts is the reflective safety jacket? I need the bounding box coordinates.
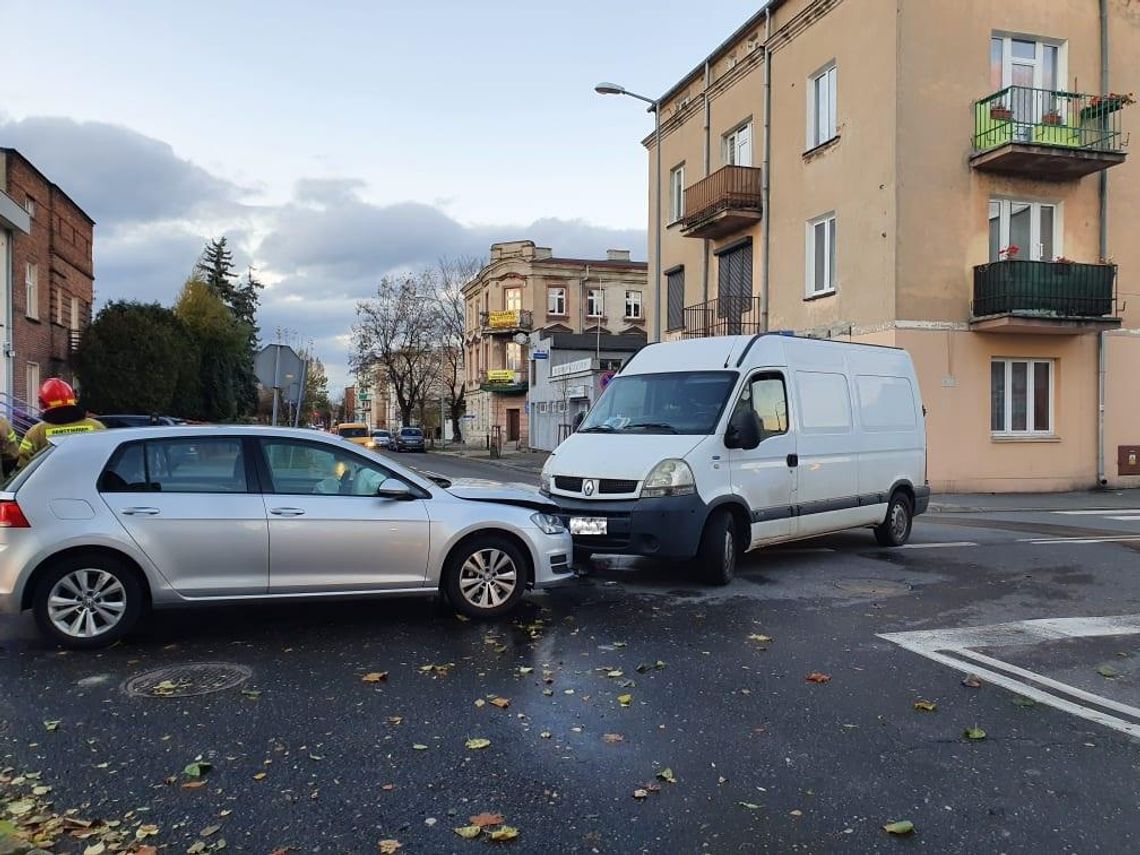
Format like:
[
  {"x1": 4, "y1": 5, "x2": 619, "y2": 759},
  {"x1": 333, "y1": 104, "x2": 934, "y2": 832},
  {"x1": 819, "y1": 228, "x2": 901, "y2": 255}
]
[{"x1": 18, "y1": 417, "x2": 105, "y2": 467}]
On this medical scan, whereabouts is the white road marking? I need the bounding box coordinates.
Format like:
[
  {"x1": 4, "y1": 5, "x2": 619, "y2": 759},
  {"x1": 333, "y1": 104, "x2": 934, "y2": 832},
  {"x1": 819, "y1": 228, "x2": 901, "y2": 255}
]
[
  {"x1": 899, "y1": 541, "x2": 978, "y2": 550},
  {"x1": 773, "y1": 547, "x2": 836, "y2": 554},
  {"x1": 1024, "y1": 536, "x2": 1140, "y2": 545},
  {"x1": 1105, "y1": 516, "x2": 1140, "y2": 522},
  {"x1": 1054, "y1": 509, "x2": 1140, "y2": 515},
  {"x1": 879, "y1": 614, "x2": 1140, "y2": 739}
]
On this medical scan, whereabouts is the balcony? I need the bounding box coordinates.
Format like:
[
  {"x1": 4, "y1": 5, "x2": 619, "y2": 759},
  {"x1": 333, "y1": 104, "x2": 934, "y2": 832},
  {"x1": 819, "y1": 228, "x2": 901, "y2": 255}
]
[
  {"x1": 972, "y1": 87, "x2": 1130, "y2": 179},
  {"x1": 478, "y1": 368, "x2": 527, "y2": 394},
  {"x1": 479, "y1": 309, "x2": 533, "y2": 335},
  {"x1": 682, "y1": 296, "x2": 763, "y2": 338},
  {"x1": 679, "y1": 166, "x2": 763, "y2": 239},
  {"x1": 971, "y1": 260, "x2": 1120, "y2": 333}
]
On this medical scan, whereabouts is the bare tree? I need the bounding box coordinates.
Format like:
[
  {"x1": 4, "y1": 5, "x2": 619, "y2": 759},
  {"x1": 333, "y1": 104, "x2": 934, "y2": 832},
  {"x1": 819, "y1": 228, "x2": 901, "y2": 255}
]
[
  {"x1": 433, "y1": 256, "x2": 482, "y2": 443},
  {"x1": 351, "y1": 274, "x2": 440, "y2": 427}
]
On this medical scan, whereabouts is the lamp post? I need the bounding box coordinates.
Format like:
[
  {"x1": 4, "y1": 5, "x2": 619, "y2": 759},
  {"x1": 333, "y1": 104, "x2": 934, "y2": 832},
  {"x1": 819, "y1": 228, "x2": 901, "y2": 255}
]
[{"x1": 595, "y1": 81, "x2": 662, "y2": 342}]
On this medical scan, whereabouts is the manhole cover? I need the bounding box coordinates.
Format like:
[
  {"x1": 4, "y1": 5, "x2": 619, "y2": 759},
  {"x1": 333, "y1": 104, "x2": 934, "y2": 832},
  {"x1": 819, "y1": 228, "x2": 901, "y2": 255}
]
[
  {"x1": 123, "y1": 662, "x2": 252, "y2": 698},
  {"x1": 833, "y1": 579, "x2": 912, "y2": 596}
]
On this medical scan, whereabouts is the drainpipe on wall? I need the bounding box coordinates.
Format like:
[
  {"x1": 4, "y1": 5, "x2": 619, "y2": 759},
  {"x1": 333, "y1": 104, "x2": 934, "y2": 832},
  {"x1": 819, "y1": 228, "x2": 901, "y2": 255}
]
[
  {"x1": 702, "y1": 60, "x2": 712, "y2": 305},
  {"x1": 760, "y1": 7, "x2": 773, "y2": 332},
  {"x1": 1097, "y1": 0, "x2": 1109, "y2": 487}
]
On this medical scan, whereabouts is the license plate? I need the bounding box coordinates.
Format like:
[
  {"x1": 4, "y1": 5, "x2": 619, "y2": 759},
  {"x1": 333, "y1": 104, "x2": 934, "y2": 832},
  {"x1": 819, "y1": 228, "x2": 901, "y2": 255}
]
[{"x1": 570, "y1": 517, "x2": 608, "y2": 536}]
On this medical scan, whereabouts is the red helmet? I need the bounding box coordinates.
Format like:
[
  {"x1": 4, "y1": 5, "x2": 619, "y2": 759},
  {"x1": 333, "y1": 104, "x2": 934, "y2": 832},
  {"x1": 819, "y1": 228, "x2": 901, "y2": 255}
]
[{"x1": 39, "y1": 378, "x2": 77, "y2": 411}]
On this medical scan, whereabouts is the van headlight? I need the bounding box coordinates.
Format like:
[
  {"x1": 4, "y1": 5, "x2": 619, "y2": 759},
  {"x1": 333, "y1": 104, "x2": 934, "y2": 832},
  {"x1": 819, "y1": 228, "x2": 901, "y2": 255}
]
[
  {"x1": 640, "y1": 459, "x2": 696, "y2": 498},
  {"x1": 530, "y1": 512, "x2": 566, "y2": 534},
  {"x1": 539, "y1": 459, "x2": 552, "y2": 494}
]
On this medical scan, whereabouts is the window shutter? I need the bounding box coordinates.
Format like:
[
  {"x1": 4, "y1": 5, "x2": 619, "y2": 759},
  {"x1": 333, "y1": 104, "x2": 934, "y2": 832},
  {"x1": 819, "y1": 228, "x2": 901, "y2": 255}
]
[{"x1": 667, "y1": 269, "x2": 685, "y2": 331}]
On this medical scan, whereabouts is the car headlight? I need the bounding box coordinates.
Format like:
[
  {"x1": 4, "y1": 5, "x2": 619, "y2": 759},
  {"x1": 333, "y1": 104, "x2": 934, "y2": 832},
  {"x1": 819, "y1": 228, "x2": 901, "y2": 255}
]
[
  {"x1": 640, "y1": 458, "x2": 696, "y2": 498},
  {"x1": 530, "y1": 512, "x2": 566, "y2": 535},
  {"x1": 366, "y1": 441, "x2": 376, "y2": 449}
]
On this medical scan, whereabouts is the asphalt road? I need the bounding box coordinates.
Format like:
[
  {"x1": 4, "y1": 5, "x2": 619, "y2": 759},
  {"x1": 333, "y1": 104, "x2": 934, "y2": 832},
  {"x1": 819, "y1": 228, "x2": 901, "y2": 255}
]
[{"x1": 2, "y1": 452, "x2": 1140, "y2": 853}]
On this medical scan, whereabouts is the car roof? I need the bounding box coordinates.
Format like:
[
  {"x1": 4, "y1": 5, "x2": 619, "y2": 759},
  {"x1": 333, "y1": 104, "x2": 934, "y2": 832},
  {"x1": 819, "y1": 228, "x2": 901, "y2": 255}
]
[{"x1": 48, "y1": 425, "x2": 352, "y2": 447}]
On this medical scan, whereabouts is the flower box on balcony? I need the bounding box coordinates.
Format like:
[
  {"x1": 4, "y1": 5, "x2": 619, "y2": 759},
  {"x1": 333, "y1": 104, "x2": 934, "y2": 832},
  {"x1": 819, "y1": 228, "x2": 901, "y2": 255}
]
[{"x1": 990, "y1": 106, "x2": 1014, "y2": 121}]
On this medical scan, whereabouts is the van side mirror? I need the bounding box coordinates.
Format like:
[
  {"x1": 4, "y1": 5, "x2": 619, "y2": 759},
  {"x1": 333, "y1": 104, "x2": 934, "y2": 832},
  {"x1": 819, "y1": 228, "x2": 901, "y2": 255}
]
[
  {"x1": 725, "y1": 409, "x2": 761, "y2": 450},
  {"x1": 376, "y1": 480, "x2": 414, "y2": 501}
]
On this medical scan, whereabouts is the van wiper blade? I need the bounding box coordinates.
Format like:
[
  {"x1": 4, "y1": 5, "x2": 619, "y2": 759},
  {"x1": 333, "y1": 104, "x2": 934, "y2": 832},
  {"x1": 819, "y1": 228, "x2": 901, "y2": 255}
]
[
  {"x1": 578, "y1": 425, "x2": 615, "y2": 433},
  {"x1": 624, "y1": 422, "x2": 679, "y2": 434}
]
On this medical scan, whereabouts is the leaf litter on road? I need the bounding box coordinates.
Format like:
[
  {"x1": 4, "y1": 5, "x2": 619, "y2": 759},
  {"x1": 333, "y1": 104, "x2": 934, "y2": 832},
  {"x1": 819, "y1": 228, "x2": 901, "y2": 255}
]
[
  {"x1": 961, "y1": 674, "x2": 983, "y2": 688},
  {"x1": 465, "y1": 737, "x2": 492, "y2": 750},
  {"x1": 361, "y1": 672, "x2": 388, "y2": 683},
  {"x1": 1097, "y1": 664, "x2": 1120, "y2": 679},
  {"x1": 656, "y1": 768, "x2": 677, "y2": 784},
  {"x1": 883, "y1": 820, "x2": 915, "y2": 835},
  {"x1": 963, "y1": 726, "x2": 987, "y2": 740},
  {"x1": 913, "y1": 700, "x2": 938, "y2": 712},
  {"x1": 378, "y1": 840, "x2": 403, "y2": 854},
  {"x1": 805, "y1": 672, "x2": 831, "y2": 684}
]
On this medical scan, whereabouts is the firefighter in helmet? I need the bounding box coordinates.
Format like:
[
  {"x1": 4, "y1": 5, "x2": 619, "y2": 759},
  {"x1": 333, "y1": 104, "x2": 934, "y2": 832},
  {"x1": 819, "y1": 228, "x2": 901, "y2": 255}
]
[{"x1": 18, "y1": 378, "x2": 105, "y2": 467}]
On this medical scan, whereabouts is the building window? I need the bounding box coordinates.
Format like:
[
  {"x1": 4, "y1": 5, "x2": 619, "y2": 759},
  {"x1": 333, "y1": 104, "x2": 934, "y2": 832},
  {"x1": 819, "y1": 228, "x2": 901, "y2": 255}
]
[
  {"x1": 586, "y1": 289, "x2": 604, "y2": 318},
  {"x1": 625, "y1": 290, "x2": 643, "y2": 319},
  {"x1": 25, "y1": 263, "x2": 38, "y2": 320},
  {"x1": 70, "y1": 297, "x2": 81, "y2": 331},
  {"x1": 24, "y1": 197, "x2": 35, "y2": 219},
  {"x1": 504, "y1": 287, "x2": 522, "y2": 311},
  {"x1": 988, "y1": 200, "x2": 1059, "y2": 261},
  {"x1": 548, "y1": 287, "x2": 566, "y2": 316},
  {"x1": 505, "y1": 342, "x2": 522, "y2": 372},
  {"x1": 991, "y1": 358, "x2": 1053, "y2": 435},
  {"x1": 669, "y1": 165, "x2": 685, "y2": 222},
  {"x1": 53, "y1": 289, "x2": 64, "y2": 326},
  {"x1": 809, "y1": 64, "x2": 838, "y2": 148},
  {"x1": 806, "y1": 214, "x2": 837, "y2": 296},
  {"x1": 724, "y1": 122, "x2": 753, "y2": 167},
  {"x1": 666, "y1": 267, "x2": 685, "y2": 331},
  {"x1": 26, "y1": 363, "x2": 40, "y2": 400}
]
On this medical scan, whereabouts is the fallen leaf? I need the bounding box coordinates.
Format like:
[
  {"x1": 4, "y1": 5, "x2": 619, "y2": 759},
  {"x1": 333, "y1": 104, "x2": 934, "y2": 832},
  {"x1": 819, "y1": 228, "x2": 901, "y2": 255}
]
[
  {"x1": 184, "y1": 761, "x2": 213, "y2": 778},
  {"x1": 474, "y1": 699, "x2": 486, "y2": 708},
  {"x1": 136, "y1": 824, "x2": 159, "y2": 839},
  {"x1": 182, "y1": 780, "x2": 206, "y2": 790},
  {"x1": 518, "y1": 666, "x2": 534, "y2": 675},
  {"x1": 493, "y1": 644, "x2": 508, "y2": 654},
  {"x1": 469, "y1": 811, "x2": 505, "y2": 827},
  {"x1": 602, "y1": 733, "x2": 624, "y2": 744},
  {"x1": 201, "y1": 824, "x2": 221, "y2": 836},
  {"x1": 748, "y1": 634, "x2": 773, "y2": 643},
  {"x1": 84, "y1": 844, "x2": 106, "y2": 855},
  {"x1": 738, "y1": 802, "x2": 763, "y2": 810},
  {"x1": 790, "y1": 809, "x2": 803, "y2": 817},
  {"x1": 378, "y1": 841, "x2": 403, "y2": 854},
  {"x1": 382, "y1": 783, "x2": 396, "y2": 791},
  {"x1": 963, "y1": 726, "x2": 987, "y2": 740},
  {"x1": 1097, "y1": 664, "x2": 1119, "y2": 679},
  {"x1": 362, "y1": 672, "x2": 389, "y2": 683},
  {"x1": 454, "y1": 826, "x2": 482, "y2": 839},
  {"x1": 241, "y1": 689, "x2": 262, "y2": 699},
  {"x1": 657, "y1": 767, "x2": 677, "y2": 784},
  {"x1": 387, "y1": 716, "x2": 403, "y2": 725},
  {"x1": 606, "y1": 670, "x2": 623, "y2": 678},
  {"x1": 645, "y1": 783, "x2": 661, "y2": 793},
  {"x1": 489, "y1": 826, "x2": 519, "y2": 842},
  {"x1": 465, "y1": 737, "x2": 492, "y2": 750},
  {"x1": 253, "y1": 772, "x2": 267, "y2": 780},
  {"x1": 617, "y1": 693, "x2": 633, "y2": 707},
  {"x1": 136, "y1": 847, "x2": 158, "y2": 855},
  {"x1": 961, "y1": 674, "x2": 983, "y2": 688},
  {"x1": 913, "y1": 700, "x2": 938, "y2": 712},
  {"x1": 412, "y1": 744, "x2": 429, "y2": 751},
  {"x1": 805, "y1": 672, "x2": 831, "y2": 684},
  {"x1": 490, "y1": 697, "x2": 510, "y2": 709},
  {"x1": 43, "y1": 719, "x2": 61, "y2": 732},
  {"x1": 539, "y1": 731, "x2": 552, "y2": 739},
  {"x1": 632, "y1": 788, "x2": 649, "y2": 800},
  {"x1": 1012, "y1": 696, "x2": 1037, "y2": 708},
  {"x1": 187, "y1": 843, "x2": 207, "y2": 855},
  {"x1": 883, "y1": 820, "x2": 915, "y2": 835},
  {"x1": 31, "y1": 785, "x2": 51, "y2": 795},
  {"x1": 7, "y1": 800, "x2": 34, "y2": 816}
]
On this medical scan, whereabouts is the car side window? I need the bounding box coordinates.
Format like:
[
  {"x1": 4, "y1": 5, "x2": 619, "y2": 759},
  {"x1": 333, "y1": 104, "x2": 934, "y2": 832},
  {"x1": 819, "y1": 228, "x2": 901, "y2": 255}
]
[
  {"x1": 100, "y1": 438, "x2": 249, "y2": 494},
  {"x1": 732, "y1": 373, "x2": 790, "y2": 441},
  {"x1": 261, "y1": 440, "x2": 406, "y2": 496}
]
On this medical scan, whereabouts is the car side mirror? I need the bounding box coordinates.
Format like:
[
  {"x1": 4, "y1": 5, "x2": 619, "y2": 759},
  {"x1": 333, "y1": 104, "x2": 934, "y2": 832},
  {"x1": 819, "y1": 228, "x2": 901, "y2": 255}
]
[
  {"x1": 376, "y1": 480, "x2": 414, "y2": 501},
  {"x1": 725, "y1": 409, "x2": 761, "y2": 450}
]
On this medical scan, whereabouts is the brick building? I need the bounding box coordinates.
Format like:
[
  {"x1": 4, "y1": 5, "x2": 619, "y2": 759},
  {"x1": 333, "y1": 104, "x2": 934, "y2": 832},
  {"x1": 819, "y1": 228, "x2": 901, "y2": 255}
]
[{"x1": 0, "y1": 148, "x2": 95, "y2": 405}]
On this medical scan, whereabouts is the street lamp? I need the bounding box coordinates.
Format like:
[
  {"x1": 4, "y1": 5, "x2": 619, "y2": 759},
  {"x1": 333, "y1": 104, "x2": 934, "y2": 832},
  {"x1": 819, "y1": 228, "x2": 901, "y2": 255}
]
[{"x1": 595, "y1": 80, "x2": 662, "y2": 342}]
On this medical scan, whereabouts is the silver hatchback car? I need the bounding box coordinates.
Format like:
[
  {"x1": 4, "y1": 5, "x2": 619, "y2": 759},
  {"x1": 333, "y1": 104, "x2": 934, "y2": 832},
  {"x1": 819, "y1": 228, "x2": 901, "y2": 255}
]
[{"x1": 0, "y1": 426, "x2": 574, "y2": 648}]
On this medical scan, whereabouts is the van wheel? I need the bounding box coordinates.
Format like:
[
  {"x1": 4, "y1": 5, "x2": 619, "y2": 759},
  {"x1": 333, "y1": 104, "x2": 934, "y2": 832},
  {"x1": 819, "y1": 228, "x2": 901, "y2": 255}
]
[
  {"x1": 696, "y1": 510, "x2": 736, "y2": 586},
  {"x1": 33, "y1": 554, "x2": 144, "y2": 649},
  {"x1": 874, "y1": 492, "x2": 913, "y2": 547}
]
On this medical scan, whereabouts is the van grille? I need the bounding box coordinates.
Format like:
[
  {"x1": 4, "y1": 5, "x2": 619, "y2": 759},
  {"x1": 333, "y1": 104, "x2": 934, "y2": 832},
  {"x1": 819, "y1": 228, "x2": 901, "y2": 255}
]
[
  {"x1": 554, "y1": 476, "x2": 584, "y2": 492},
  {"x1": 554, "y1": 476, "x2": 638, "y2": 495},
  {"x1": 598, "y1": 479, "x2": 638, "y2": 494}
]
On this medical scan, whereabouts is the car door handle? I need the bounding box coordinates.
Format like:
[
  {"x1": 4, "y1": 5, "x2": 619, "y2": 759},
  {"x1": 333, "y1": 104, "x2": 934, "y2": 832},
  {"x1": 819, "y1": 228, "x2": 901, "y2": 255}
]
[
  {"x1": 269, "y1": 507, "x2": 306, "y2": 517},
  {"x1": 121, "y1": 507, "x2": 160, "y2": 516},
  {"x1": 786, "y1": 454, "x2": 799, "y2": 468}
]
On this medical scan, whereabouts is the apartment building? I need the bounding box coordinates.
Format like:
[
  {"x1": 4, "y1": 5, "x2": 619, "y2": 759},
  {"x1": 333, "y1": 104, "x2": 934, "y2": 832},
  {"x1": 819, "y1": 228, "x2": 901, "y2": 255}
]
[
  {"x1": 0, "y1": 149, "x2": 95, "y2": 406},
  {"x1": 462, "y1": 241, "x2": 648, "y2": 449},
  {"x1": 641, "y1": 0, "x2": 1140, "y2": 492},
  {"x1": 0, "y1": 187, "x2": 31, "y2": 410}
]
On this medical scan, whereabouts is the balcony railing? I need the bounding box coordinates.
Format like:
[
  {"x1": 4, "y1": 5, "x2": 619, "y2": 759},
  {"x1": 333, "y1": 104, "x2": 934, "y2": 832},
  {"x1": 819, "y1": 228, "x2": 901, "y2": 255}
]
[
  {"x1": 972, "y1": 260, "x2": 1117, "y2": 319},
  {"x1": 682, "y1": 296, "x2": 763, "y2": 338},
  {"x1": 680, "y1": 166, "x2": 763, "y2": 239},
  {"x1": 972, "y1": 86, "x2": 1130, "y2": 178},
  {"x1": 477, "y1": 368, "x2": 527, "y2": 394},
  {"x1": 479, "y1": 309, "x2": 533, "y2": 333}
]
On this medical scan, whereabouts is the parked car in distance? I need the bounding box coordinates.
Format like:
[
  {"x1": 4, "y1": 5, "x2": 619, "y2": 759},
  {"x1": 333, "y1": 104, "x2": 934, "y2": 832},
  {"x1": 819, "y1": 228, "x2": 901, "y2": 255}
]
[
  {"x1": 542, "y1": 334, "x2": 929, "y2": 583},
  {"x1": 394, "y1": 426, "x2": 426, "y2": 452},
  {"x1": 371, "y1": 429, "x2": 392, "y2": 449},
  {"x1": 98, "y1": 414, "x2": 182, "y2": 428},
  {"x1": 336, "y1": 422, "x2": 372, "y2": 448},
  {"x1": 0, "y1": 426, "x2": 574, "y2": 648}
]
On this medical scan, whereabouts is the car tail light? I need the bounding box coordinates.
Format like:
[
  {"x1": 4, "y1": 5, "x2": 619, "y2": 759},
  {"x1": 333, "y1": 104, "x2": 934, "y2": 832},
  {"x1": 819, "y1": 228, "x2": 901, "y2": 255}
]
[{"x1": 0, "y1": 500, "x2": 30, "y2": 528}]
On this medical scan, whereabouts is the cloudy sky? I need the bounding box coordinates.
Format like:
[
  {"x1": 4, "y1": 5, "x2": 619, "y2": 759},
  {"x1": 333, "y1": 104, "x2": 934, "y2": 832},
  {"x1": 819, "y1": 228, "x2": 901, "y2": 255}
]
[{"x1": 1, "y1": 1, "x2": 756, "y2": 390}]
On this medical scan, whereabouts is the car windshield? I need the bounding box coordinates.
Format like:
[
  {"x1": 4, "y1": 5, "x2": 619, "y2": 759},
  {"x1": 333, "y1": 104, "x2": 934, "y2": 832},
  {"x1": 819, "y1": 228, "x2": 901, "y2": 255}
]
[
  {"x1": 372, "y1": 431, "x2": 390, "y2": 438},
  {"x1": 578, "y1": 370, "x2": 738, "y2": 435},
  {"x1": 402, "y1": 429, "x2": 422, "y2": 436},
  {"x1": 338, "y1": 427, "x2": 367, "y2": 438}
]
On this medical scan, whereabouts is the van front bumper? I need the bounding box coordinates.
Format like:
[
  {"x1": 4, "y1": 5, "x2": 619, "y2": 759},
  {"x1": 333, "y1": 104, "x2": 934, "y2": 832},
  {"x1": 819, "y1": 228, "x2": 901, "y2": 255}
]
[{"x1": 552, "y1": 494, "x2": 708, "y2": 560}]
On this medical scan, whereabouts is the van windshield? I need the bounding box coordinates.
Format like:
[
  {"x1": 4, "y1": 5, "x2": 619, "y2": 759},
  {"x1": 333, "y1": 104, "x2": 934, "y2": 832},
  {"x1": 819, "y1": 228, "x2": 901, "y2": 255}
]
[
  {"x1": 338, "y1": 427, "x2": 367, "y2": 438},
  {"x1": 579, "y1": 371, "x2": 738, "y2": 436}
]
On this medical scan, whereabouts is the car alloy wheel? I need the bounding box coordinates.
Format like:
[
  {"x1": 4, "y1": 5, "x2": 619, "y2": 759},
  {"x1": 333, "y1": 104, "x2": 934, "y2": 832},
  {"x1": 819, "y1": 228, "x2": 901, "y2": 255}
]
[
  {"x1": 47, "y1": 569, "x2": 128, "y2": 639},
  {"x1": 458, "y1": 547, "x2": 518, "y2": 610}
]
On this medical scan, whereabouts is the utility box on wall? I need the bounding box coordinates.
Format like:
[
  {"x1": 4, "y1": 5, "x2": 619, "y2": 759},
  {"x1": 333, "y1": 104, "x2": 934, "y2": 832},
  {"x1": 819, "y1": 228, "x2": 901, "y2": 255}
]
[{"x1": 1118, "y1": 446, "x2": 1140, "y2": 476}]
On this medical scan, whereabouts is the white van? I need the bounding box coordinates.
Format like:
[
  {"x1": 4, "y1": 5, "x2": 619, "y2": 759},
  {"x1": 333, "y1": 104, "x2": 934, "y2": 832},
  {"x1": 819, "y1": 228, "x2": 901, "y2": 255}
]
[{"x1": 540, "y1": 334, "x2": 929, "y2": 583}]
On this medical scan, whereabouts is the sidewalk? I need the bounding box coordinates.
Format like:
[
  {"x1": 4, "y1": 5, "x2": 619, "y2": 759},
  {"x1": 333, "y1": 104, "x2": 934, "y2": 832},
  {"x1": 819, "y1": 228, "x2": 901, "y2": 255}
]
[
  {"x1": 929, "y1": 487, "x2": 1140, "y2": 514},
  {"x1": 432, "y1": 445, "x2": 550, "y2": 474}
]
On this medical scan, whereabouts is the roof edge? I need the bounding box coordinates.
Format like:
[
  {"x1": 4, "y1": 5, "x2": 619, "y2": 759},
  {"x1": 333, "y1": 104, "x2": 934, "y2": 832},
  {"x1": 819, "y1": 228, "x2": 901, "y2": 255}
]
[{"x1": 1, "y1": 147, "x2": 97, "y2": 225}]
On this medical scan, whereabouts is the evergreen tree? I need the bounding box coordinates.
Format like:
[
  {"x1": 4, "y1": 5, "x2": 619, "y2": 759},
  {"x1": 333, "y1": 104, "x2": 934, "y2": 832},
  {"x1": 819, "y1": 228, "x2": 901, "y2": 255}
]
[{"x1": 195, "y1": 237, "x2": 238, "y2": 306}]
